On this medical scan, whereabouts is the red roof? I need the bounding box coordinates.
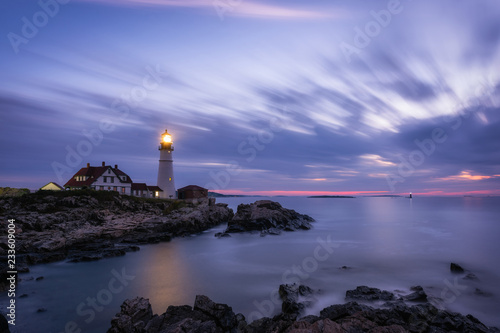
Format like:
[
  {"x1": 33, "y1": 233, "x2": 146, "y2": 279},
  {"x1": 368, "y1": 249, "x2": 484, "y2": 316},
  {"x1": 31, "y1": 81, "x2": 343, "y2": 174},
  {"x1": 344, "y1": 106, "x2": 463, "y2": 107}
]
[
  {"x1": 147, "y1": 185, "x2": 163, "y2": 192},
  {"x1": 131, "y1": 183, "x2": 148, "y2": 191},
  {"x1": 178, "y1": 185, "x2": 207, "y2": 192},
  {"x1": 64, "y1": 165, "x2": 132, "y2": 188}
]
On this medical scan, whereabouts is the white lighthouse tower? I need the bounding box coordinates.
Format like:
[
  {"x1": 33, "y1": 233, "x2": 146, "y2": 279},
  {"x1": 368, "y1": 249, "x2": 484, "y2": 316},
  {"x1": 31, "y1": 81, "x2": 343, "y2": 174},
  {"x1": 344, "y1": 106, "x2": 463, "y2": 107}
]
[{"x1": 157, "y1": 129, "x2": 176, "y2": 199}]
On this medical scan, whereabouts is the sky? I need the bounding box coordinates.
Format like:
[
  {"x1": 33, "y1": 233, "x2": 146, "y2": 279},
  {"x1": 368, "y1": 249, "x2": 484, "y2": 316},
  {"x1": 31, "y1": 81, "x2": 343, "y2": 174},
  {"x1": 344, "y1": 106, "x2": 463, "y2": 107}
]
[{"x1": 0, "y1": 0, "x2": 499, "y2": 196}]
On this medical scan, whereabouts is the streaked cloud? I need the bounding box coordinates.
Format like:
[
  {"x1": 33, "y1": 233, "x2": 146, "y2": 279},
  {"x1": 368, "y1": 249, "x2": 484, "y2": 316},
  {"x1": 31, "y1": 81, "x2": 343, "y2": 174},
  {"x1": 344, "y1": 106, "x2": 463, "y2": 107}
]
[
  {"x1": 74, "y1": 0, "x2": 343, "y2": 19},
  {"x1": 436, "y1": 170, "x2": 497, "y2": 182}
]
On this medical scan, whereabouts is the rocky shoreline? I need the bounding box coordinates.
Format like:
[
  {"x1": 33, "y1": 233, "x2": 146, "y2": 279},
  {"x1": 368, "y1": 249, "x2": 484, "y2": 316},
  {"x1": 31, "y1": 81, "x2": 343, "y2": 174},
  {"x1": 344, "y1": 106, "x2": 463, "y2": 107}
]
[
  {"x1": 0, "y1": 193, "x2": 315, "y2": 292},
  {"x1": 108, "y1": 282, "x2": 500, "y2": 333},
  {"x1": 0, "y1": 191, "x2": 235, "y2": 291}
]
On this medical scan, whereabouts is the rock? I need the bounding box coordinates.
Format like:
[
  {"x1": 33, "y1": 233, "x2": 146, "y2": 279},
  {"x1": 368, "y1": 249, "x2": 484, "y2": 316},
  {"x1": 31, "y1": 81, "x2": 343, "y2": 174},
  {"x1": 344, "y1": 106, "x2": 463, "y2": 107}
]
[
  {"x1": 450, "y1": 262, "x2": 465, "y2": 273},
  {"x1": 474, "y1": 288, "x2": 493, "y2": 297},
  {"x1": 463, "y1": 273, "x2": 479, "y2": 281},
  {"x1": 108, "y1": 297, "x2": 153, "y2": 333},
  {"x1": 0, "y1": 314, "x2": 10, "y2": 333},
  {"x1": 194, "y1": 295, "x2": 238, "y2": 331},
  {"x1": 108, "y1": 285, "x2": 500, "y2": 333},
  {"x1": 108, "y1": 295, "x2": 242, "y2": 333},
  {"x1": 320, "y1": 302, "x2": 372, "y2": 321},
  {"x1": 345, "y1": 286, "x2": 395, "y2": 301},
  {"x1": 260, "y1": 228, "x2": 282, "y2": 236},
  {"x1": 224, "y1": 200, "x2": 314, "y2": 235},
  {"x1": 35, "y1": 276, "x2": 44, "y2": 281},
  {"x1": 279, "y1": 284, "x2": 316, "y2": 319},
  {"x1": 214, "y1": 232, "x2": 231, "y2": 238},
  {"x1": 403, "y1": 286, "x2": 428, "y2": 302}
]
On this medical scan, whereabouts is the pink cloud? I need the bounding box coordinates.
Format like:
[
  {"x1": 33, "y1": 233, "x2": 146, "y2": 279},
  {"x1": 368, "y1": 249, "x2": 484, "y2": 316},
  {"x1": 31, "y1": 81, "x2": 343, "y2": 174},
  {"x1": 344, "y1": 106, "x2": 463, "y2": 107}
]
[{"x1": 74, "y1": 0, "x2": 343, "y2": 19}]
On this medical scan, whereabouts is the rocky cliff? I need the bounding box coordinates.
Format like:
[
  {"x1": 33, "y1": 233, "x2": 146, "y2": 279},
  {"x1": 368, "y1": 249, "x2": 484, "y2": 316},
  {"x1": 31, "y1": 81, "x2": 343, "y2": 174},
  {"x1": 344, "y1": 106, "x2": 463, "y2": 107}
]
[
  {"x1": 221, "y1": 200, "x2": 314, "y2": 236},
  {"x1": 0, "y1": 191, "x2": 234, "y2": 276}
]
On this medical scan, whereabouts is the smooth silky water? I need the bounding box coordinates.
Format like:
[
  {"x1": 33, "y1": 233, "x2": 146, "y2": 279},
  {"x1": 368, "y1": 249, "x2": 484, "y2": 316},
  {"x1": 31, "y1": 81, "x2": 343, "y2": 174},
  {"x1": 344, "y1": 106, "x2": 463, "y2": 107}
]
[{"x1": 2, "y1": 196, "x2": 499, "y2": 332}]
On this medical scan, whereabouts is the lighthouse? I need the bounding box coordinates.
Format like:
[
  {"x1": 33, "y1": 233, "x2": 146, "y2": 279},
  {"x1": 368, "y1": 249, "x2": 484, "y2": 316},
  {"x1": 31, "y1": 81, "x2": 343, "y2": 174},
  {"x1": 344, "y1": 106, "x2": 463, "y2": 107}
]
[{"x1": 157, "y1": 129, "x2": 176, "y2": 199}]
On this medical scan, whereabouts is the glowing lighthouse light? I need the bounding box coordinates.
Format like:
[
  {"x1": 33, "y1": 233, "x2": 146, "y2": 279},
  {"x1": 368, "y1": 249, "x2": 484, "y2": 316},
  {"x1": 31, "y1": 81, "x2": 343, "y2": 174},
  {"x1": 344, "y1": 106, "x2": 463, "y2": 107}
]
[
  {"x1": 163, "y1": 134, "x2": 172, "y2": 143},
  {"x1": 157, "y1": 129, "x2": 176, "y2": 199}
]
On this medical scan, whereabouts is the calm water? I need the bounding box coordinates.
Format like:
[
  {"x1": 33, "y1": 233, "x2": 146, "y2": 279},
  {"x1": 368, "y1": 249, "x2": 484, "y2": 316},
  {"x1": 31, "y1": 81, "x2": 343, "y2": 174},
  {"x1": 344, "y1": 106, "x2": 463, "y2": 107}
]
[{"x1": 2, "y1": 196, "x2": 500, "y2": 332}]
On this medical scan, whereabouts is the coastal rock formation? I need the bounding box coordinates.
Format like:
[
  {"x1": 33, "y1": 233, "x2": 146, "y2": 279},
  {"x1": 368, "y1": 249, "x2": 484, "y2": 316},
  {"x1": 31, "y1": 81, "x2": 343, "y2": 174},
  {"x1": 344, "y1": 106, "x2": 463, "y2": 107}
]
[
  {"x1": 450, "y1": 262, "x2": 465, "y2": 273},
  {"x1": 223, "y1": 200, "x2": 314, "y2": 236},
  {"x1": 345, "y1": 286, "x2": 395, "y2": 301},
  {"x1": 108, "y1": 284, "x2": 500, "y2": 333},
  {"x1": 279, "y1": 283, "x2": 317, "y2": 320},
  {"x1": 0, "y1": 191, "x2": 233, "y2": 283}
]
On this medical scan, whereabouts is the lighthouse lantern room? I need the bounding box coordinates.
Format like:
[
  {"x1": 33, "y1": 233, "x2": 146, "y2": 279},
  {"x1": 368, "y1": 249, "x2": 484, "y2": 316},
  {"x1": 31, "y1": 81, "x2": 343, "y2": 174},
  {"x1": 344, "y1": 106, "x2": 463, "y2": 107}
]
[{"x1": 157, "y1": 129, "x2": 176, "y2": 199}]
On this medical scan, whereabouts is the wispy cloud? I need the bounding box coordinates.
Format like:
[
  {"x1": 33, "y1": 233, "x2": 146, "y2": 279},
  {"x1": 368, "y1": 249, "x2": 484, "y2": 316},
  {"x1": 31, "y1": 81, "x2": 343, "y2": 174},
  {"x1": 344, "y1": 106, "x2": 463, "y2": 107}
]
[
  {"x1": 74, "y1": 0, "x2": 342, "y2": 19},
  {"x1": 435, "y1": 170, "x2": 497, "y2": 182}
]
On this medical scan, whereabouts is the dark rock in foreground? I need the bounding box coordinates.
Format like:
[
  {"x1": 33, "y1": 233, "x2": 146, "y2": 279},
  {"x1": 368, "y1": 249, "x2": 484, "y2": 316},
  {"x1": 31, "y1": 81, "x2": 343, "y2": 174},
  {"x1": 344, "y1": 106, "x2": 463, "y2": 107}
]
[
  {"x1": 0, "y1": 313, "x2": 10, "y2": 333},
  {"x1": 108, "y1": 285, "x2": 499, "y2": 333},
  {"x1": 279, "y1": 283, "x2": 317, "y2": 320},
  {"x1": 223, "y1": 200, "x2": 314, "y2": 236}
]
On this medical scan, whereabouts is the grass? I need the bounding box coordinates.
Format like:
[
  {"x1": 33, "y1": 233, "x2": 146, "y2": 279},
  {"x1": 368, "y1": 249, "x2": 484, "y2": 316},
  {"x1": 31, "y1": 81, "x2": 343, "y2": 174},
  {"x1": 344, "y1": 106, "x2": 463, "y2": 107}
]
[
  {"x1": 0, "y1": 187, "x2": 30, "y2": 197},
  {"x1": 163, "y1": 200, "x2": 187, "y2": 215}
]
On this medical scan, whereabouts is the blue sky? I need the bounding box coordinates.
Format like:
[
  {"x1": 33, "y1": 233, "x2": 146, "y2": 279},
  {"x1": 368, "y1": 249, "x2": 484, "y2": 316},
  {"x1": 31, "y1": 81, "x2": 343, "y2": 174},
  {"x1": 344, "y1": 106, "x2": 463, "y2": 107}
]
[{"x1": 1, "y1": 0, "x2": 499, "y2": 195}]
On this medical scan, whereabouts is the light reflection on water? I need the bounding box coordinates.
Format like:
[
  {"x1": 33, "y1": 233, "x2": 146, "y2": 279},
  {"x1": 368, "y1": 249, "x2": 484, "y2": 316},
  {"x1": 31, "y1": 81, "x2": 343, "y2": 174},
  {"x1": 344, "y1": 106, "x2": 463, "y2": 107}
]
[{"x1": 2, "y1": 196, "x2": 499, "y2": 332}]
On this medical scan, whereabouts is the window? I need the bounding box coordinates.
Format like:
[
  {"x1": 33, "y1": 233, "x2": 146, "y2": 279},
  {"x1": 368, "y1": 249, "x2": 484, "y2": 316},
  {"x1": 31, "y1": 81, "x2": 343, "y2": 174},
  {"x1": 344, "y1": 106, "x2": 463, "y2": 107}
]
[
  {"x1": 103, "y1": 177, "x2": 107, "y2": 183},
  {"x1": 122, "y1": 187, "x2": 125, "y2": 194},
  {"x1": 113, "y1": 186, "x2": 117, "y2": 191},
  {"x1": 100, "y1": 186, "x2": 103, "y2": 190},
  {"x1": 110, "y1": 177, "x2": 114, "y2": 183},
  {"x1": 108, "y1": 169, "x2": 111, "y2": 174}
]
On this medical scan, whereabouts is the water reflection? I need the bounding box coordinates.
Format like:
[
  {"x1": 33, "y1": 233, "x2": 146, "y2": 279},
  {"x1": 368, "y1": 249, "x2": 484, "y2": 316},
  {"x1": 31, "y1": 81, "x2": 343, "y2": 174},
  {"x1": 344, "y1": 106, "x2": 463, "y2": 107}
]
[{"x1": 138, "y1": 240, "x2": 197, "y2": 312}]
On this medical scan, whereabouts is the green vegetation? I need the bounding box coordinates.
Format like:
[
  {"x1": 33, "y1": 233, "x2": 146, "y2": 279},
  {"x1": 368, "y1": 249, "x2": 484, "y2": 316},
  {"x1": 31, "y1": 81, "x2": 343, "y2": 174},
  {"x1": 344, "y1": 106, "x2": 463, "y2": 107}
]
[
  {"x1": 0, "y1": 187, "x2": 30, "y2": 197},
  {"x1": 163, "y1": 200, "x2": 187, "y2": 215},
  {"x1": 30, "y1": 189, "x2": 120, "y2": 201}
]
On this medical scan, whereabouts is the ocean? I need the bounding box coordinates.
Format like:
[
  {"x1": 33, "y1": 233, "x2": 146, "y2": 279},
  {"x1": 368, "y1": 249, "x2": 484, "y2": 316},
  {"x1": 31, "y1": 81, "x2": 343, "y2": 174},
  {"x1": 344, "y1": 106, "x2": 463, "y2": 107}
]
[{"x1": 2, "y1": 196, "x2": 500, "y2": 332}]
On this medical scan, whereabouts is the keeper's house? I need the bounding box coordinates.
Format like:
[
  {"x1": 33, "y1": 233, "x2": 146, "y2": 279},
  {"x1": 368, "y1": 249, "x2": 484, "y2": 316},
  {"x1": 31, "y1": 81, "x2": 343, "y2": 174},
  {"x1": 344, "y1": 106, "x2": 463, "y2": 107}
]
[{"x1": 64, "y1": 162, "x2": 162, "y2": 198}]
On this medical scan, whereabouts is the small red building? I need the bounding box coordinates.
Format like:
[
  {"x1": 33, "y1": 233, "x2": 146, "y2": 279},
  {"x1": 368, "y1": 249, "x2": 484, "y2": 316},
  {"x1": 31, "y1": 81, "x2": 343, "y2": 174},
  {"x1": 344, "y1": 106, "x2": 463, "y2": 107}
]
[{"x1": 177, "y1": 185, "x2": 208, "y2": 200}]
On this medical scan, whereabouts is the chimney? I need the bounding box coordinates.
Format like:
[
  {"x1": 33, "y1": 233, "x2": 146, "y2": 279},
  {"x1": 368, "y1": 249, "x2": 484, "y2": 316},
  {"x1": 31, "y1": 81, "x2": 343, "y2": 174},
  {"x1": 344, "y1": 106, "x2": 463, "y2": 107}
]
[
  {"x1": 87, "y1": 163, "x2": 90, "y2": 168},
  {"x1": 102, "y1": 161, "x2": 105, "y2": 167},
  {"x1": 115, "y1": 164, "x2": 118, "y2": 169}
]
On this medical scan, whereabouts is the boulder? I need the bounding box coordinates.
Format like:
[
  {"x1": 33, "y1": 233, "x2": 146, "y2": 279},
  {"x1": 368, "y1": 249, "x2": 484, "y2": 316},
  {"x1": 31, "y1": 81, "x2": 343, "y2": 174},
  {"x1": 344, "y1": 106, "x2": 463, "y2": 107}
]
[
  {"x1": 108, "y1": 297, "x2": 153, "y2": 333},
  {"x1": 194, "y1": 295, "x2": 238, "y2": 331},
  {"x1": 450, "y1": 262, "x2": 465, "y2": 273},
  {"x1": 108, "y1": 295, "x2": 242, "y2": 333},
  {"x1": 345, "y1": 286, "x2": 395, "y2": 301},
  {"x1": 402, "y1": 286, "x2": 428, "y2": 302},
  {"x1": 278, "y1": 284, "x2": 315, "y2": 319},
  {"x1": 224, "y1": 200, "x2": 314, "y2": 234}
]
